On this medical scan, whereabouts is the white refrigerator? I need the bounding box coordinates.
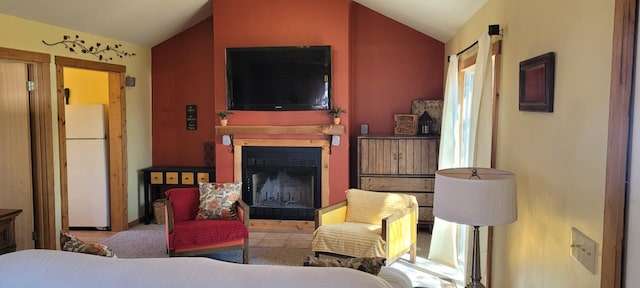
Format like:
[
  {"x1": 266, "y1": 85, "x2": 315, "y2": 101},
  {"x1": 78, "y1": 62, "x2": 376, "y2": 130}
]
[{"x1": 65, "y1": 104, "x2": 110, "y2": 229}]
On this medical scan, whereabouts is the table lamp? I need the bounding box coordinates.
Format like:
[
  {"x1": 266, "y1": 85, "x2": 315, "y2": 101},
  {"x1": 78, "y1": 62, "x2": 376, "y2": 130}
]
[{"x1": 433, "y1": 167, "x2": 517, "y2": 288}]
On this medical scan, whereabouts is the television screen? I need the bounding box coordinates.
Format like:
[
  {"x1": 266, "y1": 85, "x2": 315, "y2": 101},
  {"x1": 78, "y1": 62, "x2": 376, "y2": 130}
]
[{"x1": 225, "y1": 45, "x2": 331, "y2": 111}]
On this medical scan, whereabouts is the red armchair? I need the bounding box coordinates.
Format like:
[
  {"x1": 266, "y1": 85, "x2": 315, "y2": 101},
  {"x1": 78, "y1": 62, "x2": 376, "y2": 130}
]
[{"x1": 164, "y1": 187, "x2": 249, "y2": 263}]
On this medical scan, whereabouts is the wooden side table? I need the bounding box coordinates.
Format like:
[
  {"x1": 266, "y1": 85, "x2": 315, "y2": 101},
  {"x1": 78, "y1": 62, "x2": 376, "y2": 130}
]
[{"x1": 0, "y1": 209, "x2": 22, "y2": 255}]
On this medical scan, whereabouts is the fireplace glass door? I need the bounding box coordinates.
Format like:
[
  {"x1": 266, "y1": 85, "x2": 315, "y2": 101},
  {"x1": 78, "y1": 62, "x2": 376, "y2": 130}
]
[{"x1": 242, "y1": 146, "x2": 321, "y2": 220}]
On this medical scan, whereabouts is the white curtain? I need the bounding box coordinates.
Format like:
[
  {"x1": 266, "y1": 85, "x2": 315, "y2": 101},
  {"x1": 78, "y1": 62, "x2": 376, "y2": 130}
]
[
  {"x1": 438, "y1": 54, "x2": 459, "y2": 171},
  {"x1": 427, "y1": 54, "x2": 460, "y2": 268},
  {"x1": 436, "y1": 32, "x2": 493, "y2": 170},
  {"x1": 428, "y1": 32, "x2": 494, "y2": 281},
  {"x1": 467, "y1": 32, "x2": 493, "y2": 168}
]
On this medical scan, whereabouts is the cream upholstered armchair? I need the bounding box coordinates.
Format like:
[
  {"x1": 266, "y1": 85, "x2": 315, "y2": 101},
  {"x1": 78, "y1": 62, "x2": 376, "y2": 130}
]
[{"x1": 311, "y1": 189, "x2": 418, "y2": 265}]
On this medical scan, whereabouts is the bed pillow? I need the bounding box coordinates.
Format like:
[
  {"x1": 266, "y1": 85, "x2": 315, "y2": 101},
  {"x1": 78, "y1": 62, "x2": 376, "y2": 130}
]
[
  {"x1": 60, "y1": 231, "x2": 115, "y2": 258},
  {"x1": 196, "y1": 182, "x2": 242, "y2": 220},
  {"x1": 303, "y1": 256, "x2": 386, "y2": 275}
]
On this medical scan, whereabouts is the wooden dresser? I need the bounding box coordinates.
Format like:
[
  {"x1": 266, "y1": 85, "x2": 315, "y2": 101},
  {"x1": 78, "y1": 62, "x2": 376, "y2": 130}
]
[
  {"x1": 357, "y1": 135, "x2": 439, "y2": 228},
  {"x1": 0, "y1": 209, "x2": 22, "y2": 255}
]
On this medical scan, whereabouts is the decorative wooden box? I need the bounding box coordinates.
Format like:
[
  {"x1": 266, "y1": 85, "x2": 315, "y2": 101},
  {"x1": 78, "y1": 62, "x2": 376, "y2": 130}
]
[{"x1": 394, "y1": 114, "x2": 418, "y2": 135}]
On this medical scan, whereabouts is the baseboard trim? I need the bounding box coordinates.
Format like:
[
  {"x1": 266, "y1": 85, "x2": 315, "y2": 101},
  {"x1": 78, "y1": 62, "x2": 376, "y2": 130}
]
[{"x1": 128, "y1": 218, "x2": 141, "y2": 228}]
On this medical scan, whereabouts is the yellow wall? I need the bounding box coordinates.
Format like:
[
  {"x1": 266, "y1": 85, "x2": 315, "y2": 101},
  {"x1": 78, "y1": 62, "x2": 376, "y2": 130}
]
[
  {"x1": 0, "y1": 13, "x2": 153, "y2": 235},
  {"x1": 446, "y1": 0, "x2": 613, "y2": 286},
  {"x1": 63, "y1": 67, "x2": 109, "y2": 105},
  {"x1": 63, "y1": 67, "x2": 110, "y2": 140}
]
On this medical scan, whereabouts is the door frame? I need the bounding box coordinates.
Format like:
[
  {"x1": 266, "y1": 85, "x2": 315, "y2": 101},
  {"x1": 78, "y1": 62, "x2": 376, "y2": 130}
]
[
  {"x1": 601, "y1": 0, "x2": 636, "y2": 286},
  {"x1": 0, "y1": 47, "x2": 55, "y2": 249},
  {"x1": 55, "y1": 56, "x2": 128, "y2": 232}
]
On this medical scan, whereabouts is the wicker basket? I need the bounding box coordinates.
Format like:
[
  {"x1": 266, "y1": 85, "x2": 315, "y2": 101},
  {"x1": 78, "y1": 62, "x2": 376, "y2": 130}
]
[{"x1": 153, "y1": 200, "x2": 166, "y2": 224}]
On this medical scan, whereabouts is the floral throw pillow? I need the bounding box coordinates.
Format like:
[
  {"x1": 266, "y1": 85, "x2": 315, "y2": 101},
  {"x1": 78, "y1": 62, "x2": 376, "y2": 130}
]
[
  {"x1": 196, "y1": 182, "x2": 242, "y2": 220},
  {"x1": 303, "y1": 256, "x2": 386, "y2": 275},
  {"x1": 60, "y1": 231, "x2": 115, "y2": 258}
]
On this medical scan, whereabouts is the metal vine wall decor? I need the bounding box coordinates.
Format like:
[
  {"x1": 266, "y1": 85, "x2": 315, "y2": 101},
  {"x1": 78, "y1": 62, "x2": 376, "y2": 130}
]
[{"x1": 42, "y1": 35, "x2": 136, "y2": 62}]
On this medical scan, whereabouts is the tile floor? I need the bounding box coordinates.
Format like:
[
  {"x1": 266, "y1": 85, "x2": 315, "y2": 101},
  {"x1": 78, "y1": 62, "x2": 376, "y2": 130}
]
[{"x1": 249, "y1": 231, "x2": 313, "y2": 248}]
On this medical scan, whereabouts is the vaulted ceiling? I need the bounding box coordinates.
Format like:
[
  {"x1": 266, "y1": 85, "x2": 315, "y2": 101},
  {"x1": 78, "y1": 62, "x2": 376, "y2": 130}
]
[
  {"x1": 0, "y1": 0, "x2": 486, "y2": 47},
  {"x1": 353, "y1": 0, "x2": 487, "y2": 42}
]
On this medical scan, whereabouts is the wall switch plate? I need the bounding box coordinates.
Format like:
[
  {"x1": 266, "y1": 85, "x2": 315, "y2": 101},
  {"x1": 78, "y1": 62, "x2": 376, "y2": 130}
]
[{"x1": 571, "y1": 227, "x2": 597, "y2": 274}]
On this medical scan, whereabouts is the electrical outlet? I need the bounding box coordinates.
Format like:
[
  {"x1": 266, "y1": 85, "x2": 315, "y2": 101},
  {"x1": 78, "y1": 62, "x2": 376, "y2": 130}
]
[{"x1": 571, "y1": 227, "x2": 597, "y2": 274}]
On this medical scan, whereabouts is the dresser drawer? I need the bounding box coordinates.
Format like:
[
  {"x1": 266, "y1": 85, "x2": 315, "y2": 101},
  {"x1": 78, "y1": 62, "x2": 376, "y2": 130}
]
[
  {"x1": 360, "y1": 177, "x2": 434, "y2": 192},
  {"x1": 197, "y1": 172, "x2": 210, "y2": 183},
  {"x1": 0, "y1": 246, "x2": 14, "y2": 255},
  {"x1": 150, "y1": 172, "x2": 163, "y2": 184},
  {"x1": 165, "y1": 172, "x2": 179, "y2": 184},
  {"x1": 0, "y1": 219, "x2": 11, "y2": 252},
  {"x1": 402, "y1": 192, "x2": 433, "y2": 207},
  {"x1": 181, "y1": 172, "x2": 195, "y2": 185}
]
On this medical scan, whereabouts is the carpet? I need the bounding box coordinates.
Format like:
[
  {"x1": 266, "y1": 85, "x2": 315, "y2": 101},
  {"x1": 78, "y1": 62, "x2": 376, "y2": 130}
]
[
  {"x1": 99, "y1": 228, "x2": 452, "y2": 287},
  {"x1": 99, "y1": 230, "x2": 312, "y2": 265},
  {"x1": 99, "y1": 230, "x2": 167, "y2": 259}
]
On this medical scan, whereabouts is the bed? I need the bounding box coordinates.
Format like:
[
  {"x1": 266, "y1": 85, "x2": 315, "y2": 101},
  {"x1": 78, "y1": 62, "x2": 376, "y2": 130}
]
[{"x1": 0, "y1": 249, "x2": 412, "y2": 288}]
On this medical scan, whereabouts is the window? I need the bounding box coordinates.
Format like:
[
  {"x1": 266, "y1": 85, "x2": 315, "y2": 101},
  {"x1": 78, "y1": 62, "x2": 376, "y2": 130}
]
[{"x1": 454, "y1": 46, "x2": 500, "y2": 284}]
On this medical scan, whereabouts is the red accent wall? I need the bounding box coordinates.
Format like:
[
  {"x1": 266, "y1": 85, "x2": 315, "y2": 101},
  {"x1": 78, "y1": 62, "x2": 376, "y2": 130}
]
[
  {"x1": 150, "y1": 2, "x2": 444, "y2": 204},
  {"x1": 151, "y1": 17, "x2": 214, "y2": 166},
  {"x1": 213, "y1": 0, "x2": 351, "y2": 204},
  {"x1": 350, "y1": 4, "x2": 444, "y2": 136}
]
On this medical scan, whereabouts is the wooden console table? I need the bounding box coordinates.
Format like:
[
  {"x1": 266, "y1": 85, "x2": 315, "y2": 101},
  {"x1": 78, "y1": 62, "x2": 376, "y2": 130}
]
[
  {"x1": 139, "y1": 166, "x2": 215, "y2": 224},
  {"x1": 0, "y1": 209, "x2": 22, "y2": 255}
]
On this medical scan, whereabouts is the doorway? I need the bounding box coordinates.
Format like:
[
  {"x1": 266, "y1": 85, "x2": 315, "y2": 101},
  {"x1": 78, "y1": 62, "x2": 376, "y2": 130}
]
[
  {"x1": 0, "y1": 47, "x2": 55, "y2": 249},
  {"x1": 623, "y1": 5, "x2": 640, "y2": 285},
  {"x1": 0, "y1": 61, "x2": 35, "y2": 249},
  {"x1": 601, "y1": 0, "x2": 637, "y2": 286},
  {"x1": 55, "y1": 56, "x2": 129, "y2": 232},
  {"x1": 63, "y1": 67, "x2": 111, "y2": 230}
]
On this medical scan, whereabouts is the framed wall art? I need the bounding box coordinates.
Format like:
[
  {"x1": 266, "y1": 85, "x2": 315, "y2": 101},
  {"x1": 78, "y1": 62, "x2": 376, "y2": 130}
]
[{"x1": 519, "y1": 52, "x2": 555, "y2": 112}]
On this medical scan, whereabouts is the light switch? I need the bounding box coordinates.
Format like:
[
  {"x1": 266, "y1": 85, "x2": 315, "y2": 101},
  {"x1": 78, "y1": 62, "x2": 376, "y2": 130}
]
[{"x1": 571, "y1": 227, "x2": 597, "y2": 274}]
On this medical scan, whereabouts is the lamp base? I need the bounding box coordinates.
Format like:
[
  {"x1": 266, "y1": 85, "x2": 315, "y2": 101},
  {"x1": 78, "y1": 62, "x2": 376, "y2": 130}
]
[
  {"x1": 465, "y1": 281, "x2": 486, "y2": 288},
  {"x1": 466, "y1": 226, "x2": 485, "y2": 288}
]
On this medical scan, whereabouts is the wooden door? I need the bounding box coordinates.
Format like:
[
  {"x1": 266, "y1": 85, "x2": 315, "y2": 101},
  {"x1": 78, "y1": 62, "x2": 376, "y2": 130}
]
[
  {"x1": 359, "y1": 138, "x2": 398, "y2": 175},
  {"x1": 398, "y1": 138, "x2": 439, "y2": 175},
  {"x1": 0, "y1": 62, "x2": 35, "y2": 250}
]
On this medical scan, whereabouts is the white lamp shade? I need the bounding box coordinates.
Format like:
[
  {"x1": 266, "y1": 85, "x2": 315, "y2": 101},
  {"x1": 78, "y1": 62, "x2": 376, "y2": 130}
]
[{"x1": 434, "y1": 167, "x2": 517, "y2": 226}]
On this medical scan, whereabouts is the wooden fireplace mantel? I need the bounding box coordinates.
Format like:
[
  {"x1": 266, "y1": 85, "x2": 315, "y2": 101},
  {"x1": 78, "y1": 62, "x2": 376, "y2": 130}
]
[{"x1": 215, "y1": 124, "x2": 345, "y2": 136}]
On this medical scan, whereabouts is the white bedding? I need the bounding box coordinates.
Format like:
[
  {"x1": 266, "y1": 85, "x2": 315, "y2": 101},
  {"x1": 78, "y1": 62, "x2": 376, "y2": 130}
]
[{"x1": 0, "y1": 250, "x2": 412, "y2": 288}]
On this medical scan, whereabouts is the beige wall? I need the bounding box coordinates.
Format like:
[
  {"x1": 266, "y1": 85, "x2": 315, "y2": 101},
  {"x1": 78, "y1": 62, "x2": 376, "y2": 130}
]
[
  {"x1": 0, "y1": 13, "x2": 153, "y2": 234},
  {"x1": 446, "y1": 0, "x2": 614, "y2": 287}
]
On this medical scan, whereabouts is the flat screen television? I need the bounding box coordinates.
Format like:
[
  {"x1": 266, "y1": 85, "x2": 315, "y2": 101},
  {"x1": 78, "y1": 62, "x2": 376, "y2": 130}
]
[{"x1": 225, "y1": 45, "x2": 331, "y2": 111}]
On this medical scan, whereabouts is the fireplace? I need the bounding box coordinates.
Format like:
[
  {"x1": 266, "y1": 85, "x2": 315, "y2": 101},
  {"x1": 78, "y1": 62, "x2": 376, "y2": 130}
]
[{"x1": 241, "y1": 146, "x2": 322, "y2": 221}]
